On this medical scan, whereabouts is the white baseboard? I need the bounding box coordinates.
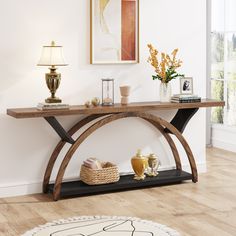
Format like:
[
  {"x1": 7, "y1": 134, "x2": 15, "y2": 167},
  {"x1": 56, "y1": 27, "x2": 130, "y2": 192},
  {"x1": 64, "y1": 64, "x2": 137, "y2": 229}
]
[
  {"x1": 183, "y1": 162, "x2": 207, "y2": 173},
  {"x1": 150, "y1": 163, "x2": 206, "y2": 173},
  {"x1": 0, "y1": 162, "x2": 206, "y2": 198},
  {"x1": 211, "y1": 124, "x2": 236, "y2": 153},
  {"x1": 211, "y1": 138, "x2": 236, "y2": 153},
  {"x1": 0, "y1": 181, "x2": 42, "y2": 198}
]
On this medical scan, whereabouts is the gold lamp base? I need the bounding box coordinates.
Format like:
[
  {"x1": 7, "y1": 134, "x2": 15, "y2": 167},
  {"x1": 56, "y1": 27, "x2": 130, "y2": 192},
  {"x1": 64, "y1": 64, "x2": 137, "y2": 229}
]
[{"x1": 45, "y1": 66, "x2": 62, "y2": 103}]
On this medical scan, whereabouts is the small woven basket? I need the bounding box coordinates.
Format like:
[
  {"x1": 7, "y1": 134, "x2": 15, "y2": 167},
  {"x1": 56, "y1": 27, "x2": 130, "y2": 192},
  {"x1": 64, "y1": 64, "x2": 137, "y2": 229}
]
[{"x1": 80, "y1": 162, "x2": 120, "y2": 185}]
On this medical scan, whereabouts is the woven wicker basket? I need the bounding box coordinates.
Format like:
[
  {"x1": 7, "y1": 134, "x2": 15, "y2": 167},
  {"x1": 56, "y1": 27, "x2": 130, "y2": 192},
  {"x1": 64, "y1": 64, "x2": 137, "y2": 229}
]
[{"x1": 80, "y1": 162, "x2": 120, "y2": 185}]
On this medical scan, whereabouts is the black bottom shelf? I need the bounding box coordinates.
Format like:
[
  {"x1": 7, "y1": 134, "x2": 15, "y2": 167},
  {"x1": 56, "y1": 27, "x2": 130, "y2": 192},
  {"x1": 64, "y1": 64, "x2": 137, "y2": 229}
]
[{"x1": 47, "y1": 169, "x2": 192, "y2": 198}]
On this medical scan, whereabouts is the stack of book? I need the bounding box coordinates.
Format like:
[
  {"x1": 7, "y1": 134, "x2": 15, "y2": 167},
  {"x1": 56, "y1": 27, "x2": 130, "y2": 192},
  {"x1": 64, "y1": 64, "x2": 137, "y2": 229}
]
[
  {"x1": 37, "y1": 102, "x2": 70, "y2": 110},
  {"x1": 171, "y1": 94, "x2": 201, "y2": 103}
]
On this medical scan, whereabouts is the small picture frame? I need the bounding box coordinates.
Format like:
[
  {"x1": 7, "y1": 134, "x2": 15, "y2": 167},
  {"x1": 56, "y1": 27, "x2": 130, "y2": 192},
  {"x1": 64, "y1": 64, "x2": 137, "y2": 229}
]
[{"x1": 180, "y1": 77, "x2": 193, "y2": 94}]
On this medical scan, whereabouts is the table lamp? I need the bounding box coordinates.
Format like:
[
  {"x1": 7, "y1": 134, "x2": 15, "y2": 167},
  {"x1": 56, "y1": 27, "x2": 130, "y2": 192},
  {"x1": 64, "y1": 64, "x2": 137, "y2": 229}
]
[{"x1": 38, "y1": 41, "x2": 68, "y2": 103}]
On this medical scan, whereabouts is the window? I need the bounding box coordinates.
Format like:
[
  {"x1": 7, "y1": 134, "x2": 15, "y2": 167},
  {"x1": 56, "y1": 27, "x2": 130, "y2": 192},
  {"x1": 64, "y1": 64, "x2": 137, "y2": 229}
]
[{"x1": 211, "y1": 0, "x2": 236, "y2": 126}]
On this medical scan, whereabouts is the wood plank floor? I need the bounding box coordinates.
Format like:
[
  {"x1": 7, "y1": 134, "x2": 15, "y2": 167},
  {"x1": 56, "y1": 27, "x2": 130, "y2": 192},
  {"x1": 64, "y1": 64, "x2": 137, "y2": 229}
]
[{"x1": 0, "y1": 147, "x2": 236, "y2": 236}]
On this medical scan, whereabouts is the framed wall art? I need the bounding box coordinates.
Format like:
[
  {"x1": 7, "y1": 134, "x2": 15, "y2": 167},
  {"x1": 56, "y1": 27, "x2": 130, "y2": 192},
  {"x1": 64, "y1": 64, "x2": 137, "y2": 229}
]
[{"x1": 90, "y1": 0, "x2": 139, "y2": 64}]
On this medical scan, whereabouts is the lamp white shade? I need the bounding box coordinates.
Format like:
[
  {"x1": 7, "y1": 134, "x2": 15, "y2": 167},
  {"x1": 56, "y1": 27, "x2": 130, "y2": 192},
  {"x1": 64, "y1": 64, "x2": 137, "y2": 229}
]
[{"x1": 38, "y1": 41, "x2": 68, "y2": 66}]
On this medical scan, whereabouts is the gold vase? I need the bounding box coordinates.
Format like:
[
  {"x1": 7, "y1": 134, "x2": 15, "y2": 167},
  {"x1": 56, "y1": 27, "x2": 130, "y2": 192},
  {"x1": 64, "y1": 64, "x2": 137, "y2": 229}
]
[{"x1": 131, "y1": 150, "x2": 148, "y2": 180}]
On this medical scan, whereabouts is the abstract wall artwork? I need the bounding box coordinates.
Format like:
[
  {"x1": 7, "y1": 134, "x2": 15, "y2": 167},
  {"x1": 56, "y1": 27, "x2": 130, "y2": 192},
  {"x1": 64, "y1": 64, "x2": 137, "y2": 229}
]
[{"x1": 90, "y1": 0, "x2": 139, "y2": 64}]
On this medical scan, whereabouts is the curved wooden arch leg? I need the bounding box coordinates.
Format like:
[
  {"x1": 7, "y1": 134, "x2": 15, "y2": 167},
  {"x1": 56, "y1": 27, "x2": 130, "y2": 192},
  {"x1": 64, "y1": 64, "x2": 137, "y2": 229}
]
[
  {"x1": 141, "y1": 113, "x2": 198, "y2": 183},
  {"x1": 43, "y1": 114, "x2": 107, "y2": 193},
  {"x1": 52, "y1": 112, "x2": 196, "y2": 200},
  {"x1": 160, "y1": 129, "x2": 182, "y2": 170},
  {"x1": 145, "y1": 119, "x2": 182, "y2": 170},
  {"x1": 52, "y1": 113, "x2": 133, "y2": 200}
]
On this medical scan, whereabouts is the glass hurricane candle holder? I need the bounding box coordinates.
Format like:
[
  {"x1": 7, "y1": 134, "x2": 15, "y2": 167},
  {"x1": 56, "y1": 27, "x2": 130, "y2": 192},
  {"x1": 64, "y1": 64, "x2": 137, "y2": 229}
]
[{"x1": 102, "y1": 78, "x2": 114, "y2": 106}]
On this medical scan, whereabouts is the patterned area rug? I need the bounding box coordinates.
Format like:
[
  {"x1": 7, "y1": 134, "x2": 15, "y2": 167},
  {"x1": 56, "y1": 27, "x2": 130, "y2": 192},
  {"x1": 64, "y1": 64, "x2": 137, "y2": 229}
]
[{"x1": 22, "y1": 216, "x2": 181, "y2": 236}]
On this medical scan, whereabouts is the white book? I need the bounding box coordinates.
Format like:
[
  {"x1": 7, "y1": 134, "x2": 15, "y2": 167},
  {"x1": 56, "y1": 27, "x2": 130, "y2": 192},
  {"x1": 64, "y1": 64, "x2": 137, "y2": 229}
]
[
  {"x1": 37, "y1": 102, "x2": 69, "y2": 107},
  {"x1": 37, "y1": 102, "x2": 70, "y2": 110},
  {"x1": 172, "y1": 94, "x2": 199, "y2": 98}
]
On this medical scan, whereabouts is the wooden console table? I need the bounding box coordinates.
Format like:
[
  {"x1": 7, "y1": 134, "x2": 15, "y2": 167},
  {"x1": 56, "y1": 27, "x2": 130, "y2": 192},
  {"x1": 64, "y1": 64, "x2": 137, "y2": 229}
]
[{"x1": 7, "y1": 100, "x2": 224, "y2": 200}]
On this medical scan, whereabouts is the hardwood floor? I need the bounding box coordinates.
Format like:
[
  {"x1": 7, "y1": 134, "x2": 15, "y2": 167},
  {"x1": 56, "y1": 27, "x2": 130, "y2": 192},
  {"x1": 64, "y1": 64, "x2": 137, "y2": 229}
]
[{"x1": 0, "y1": 147, "x2": 236, "y2": 236}]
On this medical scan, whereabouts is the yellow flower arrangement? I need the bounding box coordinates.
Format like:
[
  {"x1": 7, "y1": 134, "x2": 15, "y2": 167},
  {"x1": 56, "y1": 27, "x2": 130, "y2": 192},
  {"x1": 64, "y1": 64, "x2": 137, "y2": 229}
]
[{"x1": 147, "y1": 44, "x2": 184, "y2": 83}]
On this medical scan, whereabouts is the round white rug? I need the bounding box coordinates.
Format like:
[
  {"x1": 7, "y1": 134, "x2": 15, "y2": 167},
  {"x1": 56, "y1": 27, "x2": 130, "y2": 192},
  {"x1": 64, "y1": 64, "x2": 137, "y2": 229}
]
[{"x1": 22, "y1": 216, "x2": 181, "y2": 236}]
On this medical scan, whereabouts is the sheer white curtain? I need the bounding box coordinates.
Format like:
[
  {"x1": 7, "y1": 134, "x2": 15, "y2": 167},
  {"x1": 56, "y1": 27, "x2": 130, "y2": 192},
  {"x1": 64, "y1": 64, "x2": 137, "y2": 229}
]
[
  {"x1": 208, "y1": 0, "x2": 236, "y2": 151},
  {"x1": 210, "y1": 0, "x2": 236, "y2": 126}
]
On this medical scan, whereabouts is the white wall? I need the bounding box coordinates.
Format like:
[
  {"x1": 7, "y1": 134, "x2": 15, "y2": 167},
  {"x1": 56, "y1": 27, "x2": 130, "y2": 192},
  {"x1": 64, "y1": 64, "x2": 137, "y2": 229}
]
[{"x1": 0, "y1": 0, "x2": 207, "y2": 197}]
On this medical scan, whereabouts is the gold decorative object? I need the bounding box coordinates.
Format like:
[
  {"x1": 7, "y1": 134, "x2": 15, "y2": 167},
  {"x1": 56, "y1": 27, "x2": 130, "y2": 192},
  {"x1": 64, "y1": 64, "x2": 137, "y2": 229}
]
[
  {"x1": 147, "y1": 153, "x2": 160, "y2": 177},
  {"x1": 131, "y1": 149, "x2": 148, "y2": 180},
  {"x1": 38, "y1": 41, "x2": 68, "y2": 103},
  {"x1": 91, "y1": 97, "x2": 100, "y2": 106}
]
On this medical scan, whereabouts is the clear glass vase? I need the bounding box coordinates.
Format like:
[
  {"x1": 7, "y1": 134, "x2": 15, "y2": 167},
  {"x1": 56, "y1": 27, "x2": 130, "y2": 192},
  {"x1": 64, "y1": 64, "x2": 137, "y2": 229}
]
[{"x1": 159, "y1": 82, "x2": 171, "y2": 102}]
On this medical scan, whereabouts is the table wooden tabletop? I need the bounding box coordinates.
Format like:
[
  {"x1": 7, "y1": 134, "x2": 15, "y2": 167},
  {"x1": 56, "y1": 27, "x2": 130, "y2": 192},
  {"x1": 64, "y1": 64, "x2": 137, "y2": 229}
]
[{"x1": 7, "y1": 99, "x2": 225, "y2": 119}]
